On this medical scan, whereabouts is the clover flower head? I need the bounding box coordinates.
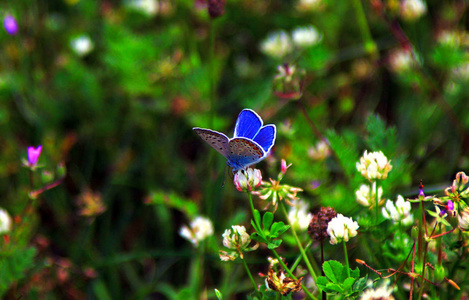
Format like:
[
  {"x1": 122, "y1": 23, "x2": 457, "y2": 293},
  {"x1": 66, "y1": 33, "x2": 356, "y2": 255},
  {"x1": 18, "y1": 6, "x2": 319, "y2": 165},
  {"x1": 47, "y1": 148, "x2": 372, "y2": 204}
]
[
  {"x1": 308, "y1": 140, "x2": 330, "y2": 161},
  {"x1": 3, "y1": 15, "x2": 18, "y2": 35},
  {"x1": 219, "y1": 225, "x2": 258, "y2": 261},
  {"x1": 382, "y1": 195, "x2": 413, "y2": 226},
  {"x1": 253, "y1": 179, "x2": 302, "y2": 210},
  {"x1": 360, "y1": 285, "x2": 394, "y2": 300},
  {"x1": 288, "y1": 199, "x2": 312, "y2": 231},
  {"x1": 265, "y1": 268, "x2": 303, "y2": 296},
  {"x1": 388, "y1": 48, "x2": 416, "y2": 73},
  {"x1": 234, "y1": 168, "x2": 262, "y2": 192},
  {"x1": 356, "y1": 150, "x2": 392, "y2": 181},
  {"x1": 308, "y1": 207, "x2": 337, "y2": 242},
  {"x1": 71, "y1": 35, "x2": 94, "y2": 56},
  {"x1": 326, "y1": 214, "x2": 359, "y2": 245},
  {"x1": 76, "y1": 189, "x2": 106, "y2": 219},
  {"x1": 126, "y1": 0, "x2": 159, "y2": 16},
  {"x1": 179, "y1": 216, "x2": 214, "y2": 247},
  {"x1": 296, "y1": 0, "x2": 324, "y2": 11},
  {"x1": 292, "y1": 25, "x2": 322, "y2": 48},
  {"x1": 273, "y1": 65, "x2": 305, "y2": 100},
  {"x1": 260, "y1": 31, "x2": 293, "y2": 58},
  {"x1": 400, "y1": 0, "x2": 427, "y2": 21},
  {"x1": 355, "y1": 182, "x2": 383, "y2": 207},
  {"x1": 0, "y1": 208, "x2": 12, "y2": 234},
  {"x1": 207, "y1": 0, "x2": 226, "y2": 18},
  {"x1": 458, "y1": 208, "x2": 469, "y2": 231}
]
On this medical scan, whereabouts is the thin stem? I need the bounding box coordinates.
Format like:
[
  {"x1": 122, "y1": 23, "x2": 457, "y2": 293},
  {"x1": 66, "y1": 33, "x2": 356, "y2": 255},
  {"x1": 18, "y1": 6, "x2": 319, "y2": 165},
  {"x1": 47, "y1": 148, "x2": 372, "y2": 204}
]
[
  {"x1": 417, "y1": 241, "x2": 429, "y2": 300},
  {"x1": 321, "y1": 241, "x2": 326, "y2": 300},
  {"x1": 350, "y1": 0, "x2": 378, "y2": 58},
  {"x1": 291, "y1": 241, "x2": 312, "y2": 271},
  {"x1": 271, "y1": 249, "x2": 318, "y2": 300},
  {"x1": 343, "y1": 241, "x2": 351, "y2": 278},
  {"x1": 373, "y1": 181, "x2": 379, "y2": 226},
  {"x1": 247, "y1": 192, "x2": 258, "y2": 227},
  {"x1": 209, "y1": 19, "x2": 216, "y2": 128},
  {"x1": 241, "y1": 258, "x2": 259, "y2": 293},
  {"x1": 280, "y1": 202, "x2": 318, "y2": 283}
]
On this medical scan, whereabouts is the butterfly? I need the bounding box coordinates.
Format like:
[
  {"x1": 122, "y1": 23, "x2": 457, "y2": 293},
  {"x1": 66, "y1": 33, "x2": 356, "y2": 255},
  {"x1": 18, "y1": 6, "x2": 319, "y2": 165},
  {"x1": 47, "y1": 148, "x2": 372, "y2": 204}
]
[{"x1": 193, "y1": 109, "x2": 276, "y2": 171}]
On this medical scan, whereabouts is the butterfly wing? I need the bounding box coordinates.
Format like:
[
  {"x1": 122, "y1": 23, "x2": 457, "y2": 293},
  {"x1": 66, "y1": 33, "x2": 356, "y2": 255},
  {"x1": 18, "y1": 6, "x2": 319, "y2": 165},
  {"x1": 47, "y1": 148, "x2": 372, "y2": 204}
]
[
  {"x1": 193, "y1": 128, "x2": 230, "y2": 158},
  {"x1": 227, "y1": 138, "x2": 265, "y2": 171},
  {"x1": 253, "y1": 124, "x2": 276, "y2": 154},
  {"x1": 233, "y1": 109, "x2": 263, "y2": 139}
]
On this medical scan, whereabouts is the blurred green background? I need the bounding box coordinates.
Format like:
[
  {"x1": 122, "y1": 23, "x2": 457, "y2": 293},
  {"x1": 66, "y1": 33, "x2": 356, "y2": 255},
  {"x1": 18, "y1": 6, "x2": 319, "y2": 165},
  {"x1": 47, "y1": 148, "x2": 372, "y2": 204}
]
[{"x1": 0, "y1": 0, "x2": 468, "y2": 298}]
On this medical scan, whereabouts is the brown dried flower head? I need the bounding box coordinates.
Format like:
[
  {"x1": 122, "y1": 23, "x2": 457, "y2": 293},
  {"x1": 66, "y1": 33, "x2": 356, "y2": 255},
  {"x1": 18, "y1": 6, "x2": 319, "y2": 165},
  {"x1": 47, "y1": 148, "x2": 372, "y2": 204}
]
[
  {"x1": 308, "y1": 207, "x2": 337, "y2": 242},
  {"x1": 265, "y1": 268, "x2": 303, "y2": 296},
  {"x1": 207, "y1": 0, "x2": 226, "y2": 18}
]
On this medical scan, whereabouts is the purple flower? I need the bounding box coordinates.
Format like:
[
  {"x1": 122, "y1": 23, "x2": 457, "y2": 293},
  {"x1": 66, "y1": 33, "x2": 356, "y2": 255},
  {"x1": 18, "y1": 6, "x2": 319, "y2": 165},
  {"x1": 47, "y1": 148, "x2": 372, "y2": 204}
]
[
  {"x1": 4, "y1": 15, "x2": 18, "y2": 35},
  {"x1": 447, "y1": 200, "x2": 454, "y2": 211},
  {"x1": 27, "y1": 146, "x2": 42, "y2": 166}
]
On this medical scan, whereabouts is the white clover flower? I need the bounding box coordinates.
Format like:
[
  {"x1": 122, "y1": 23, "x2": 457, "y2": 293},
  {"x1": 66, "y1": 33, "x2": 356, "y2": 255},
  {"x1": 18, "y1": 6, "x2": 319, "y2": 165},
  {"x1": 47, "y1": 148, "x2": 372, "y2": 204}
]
[
  {"x1": 0, "y1": 208, "x2": 12, "y2": 234},
  {"x1": 382, "y1": 195, "x2": 413, "y2": 226},
  {"x1": 458, "y1": 208, "x2": 469, "y2": 231},
  {"x1": 296, "y1": 0, "x2": 324, "y2": 11},
  {"x1": 179, "y1": 216, "x2": 213, "y2": 247},
  {"x1": 234, "y1": 168, "x2": 262, "y2": 192},
  {"x1": 360, "y1": 285, "x2": 394, "y2": 300},
  {"x1": 260, "y1": 31, "x2": 293, "y2": 58},
  {"x1": 355, "y1": 182, "x2": 383, "y2": 207},
  {"x1": 292, "y1": 26, "x2": 322, "y2": 48},
  {"x1": 126, "y1": 0, "x2": 159, "y2": 16},
  {"x1": 219, "y1": 225, "x2": 258, "y2": 261},
  {"x1": 400, "y1": 0, "x2": 427, "y2": 21},
  {"x1": 308, "y1": 140, "x2": 330, "y2": 161},
  {"x1": 327, "y1": 214, "x2": 359, "y2": 245},
  {"x1": 288, "y1": 200, "x2": 313, "y2": 231},
  {"x1": 356, "y1": 150, "x2": 392, "y2": 181},
  {"x1": 388, "y1": 48, "x2": 416, "y2": 73},
  {"x1": 70, "y1": 35, "x2": 94, "y2": 56}
]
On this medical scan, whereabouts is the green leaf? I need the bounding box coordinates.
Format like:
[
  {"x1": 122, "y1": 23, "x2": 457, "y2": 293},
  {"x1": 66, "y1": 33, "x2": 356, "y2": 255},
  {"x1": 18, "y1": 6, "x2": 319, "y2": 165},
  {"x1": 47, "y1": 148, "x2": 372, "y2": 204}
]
[
  {"x1": 316, "y1": 276, "x2": 329, "y2": 289},
  {"x1": 147, "y1": 190, "x2": 198, "y2": 218},
  {"x1": 267, "y1": 239, "x2": 282, "y2": 249},
  {"x1": 214, "y1": 289, "x2": 223, "y2": 300},
  {"x1": 270, "y1": 222, "x2": 289, "y2": 237},
  {"x1": 352, "y1": 276, "x2": 368, "y2": 292},
  {"x1": 325, "y1": 282, "x2": 343, "y2": 293},
  {"x1": 342, "y1": 277, "x2": 356, "y2": 291},
  {"x1": 0, "y1": 247, "x2": 36, "y2": 296},
  {"x1": 253, "y1": 209, "x2": 261, "y2": 229},
  {"x1": 322, "y1": 260, "x2": 344, "y2": 284},
  {"x1": 262, "y1": 212, "x2": 274, "y2": 231},
  {"x1": 350, "y1": 267, "x2": 360, "y2": 279}
]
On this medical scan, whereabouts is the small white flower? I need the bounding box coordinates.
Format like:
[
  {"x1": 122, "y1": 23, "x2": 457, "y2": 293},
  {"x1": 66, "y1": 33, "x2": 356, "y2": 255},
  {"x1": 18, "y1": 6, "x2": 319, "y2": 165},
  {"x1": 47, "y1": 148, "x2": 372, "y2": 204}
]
[
  {"x1": 382, "y1": 195, "x2": 413, "y2": 226},
  {"x1": 70, "y1": 35, "x2": 94, "y2": 56},
  {"x1": 296, "y1": 0, "x2": 324, "y2": 11},
  {"x1": 0, "y1": 208, "x2": 12, "y2": 234},
  {"x1": 179, "y1": 216, "x2": 213, "y2": 247},
  {"x1": 288, "y1": 200, "x2": 313, "y2": 231},
  {"x1": 308, "y1": 140, "x2": 330, "y2": 161},
  {"x1": 356, "y1": 150, "x2": 392, "y2": 181},
  {"x1": 219, "y1": 225, "x2": 258, "y2": 261},
  {"x1": 355, "y1": 182, "x2": 383, "y2": 207},
  {"x1": 388, "y1": 48, "x2": 416, "y2": 73},
  {"x1": 400, "y1": 0, "x2": 427, "y2": 21},
  {"x1": 327, "y1": 214, "x2": 359, "y2": 245},
  {"x1": 458, "y1": 208, "x2": 469, "y2": 231},
  {"x1": 260, "y1": 31, "x2": 293, "y2": 58},
  {"x1": 360, "y1": 285, "x2": 394, "y2": 300},
  {"x1": 292, "y1": 26, "x2": 321, "y2": 48},
  {"x1": 126, "y1": 0, "x2": 159, "y2": 16}
]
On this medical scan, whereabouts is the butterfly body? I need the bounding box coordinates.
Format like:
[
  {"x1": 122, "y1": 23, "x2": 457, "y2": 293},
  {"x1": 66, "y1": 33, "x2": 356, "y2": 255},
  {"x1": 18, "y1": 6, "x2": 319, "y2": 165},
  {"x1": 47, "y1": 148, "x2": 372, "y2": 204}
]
[{"x1": 193, "y1": 109, "x2": 276, "y2": 171}]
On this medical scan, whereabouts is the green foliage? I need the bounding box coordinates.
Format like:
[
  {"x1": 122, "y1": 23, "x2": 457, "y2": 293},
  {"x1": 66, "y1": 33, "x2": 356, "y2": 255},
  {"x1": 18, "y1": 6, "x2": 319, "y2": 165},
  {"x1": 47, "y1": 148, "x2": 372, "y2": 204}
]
[
  {"x1": 251, "y1": 210, "x2": 289, "y2": 249},
  {"x1": 316, "y1": 260, "x2": 367, "y2": 299},
  {"x1": 0, "y1": 247, "x2": 36, "y2": 297}
]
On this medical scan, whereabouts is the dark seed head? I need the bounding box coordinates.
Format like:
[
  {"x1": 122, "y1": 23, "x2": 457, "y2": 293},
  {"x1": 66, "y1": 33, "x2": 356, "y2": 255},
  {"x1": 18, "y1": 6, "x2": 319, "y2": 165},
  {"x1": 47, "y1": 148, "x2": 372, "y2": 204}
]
[{"x1": 308, "y1": 207, "x2": 337, "y2": 242}]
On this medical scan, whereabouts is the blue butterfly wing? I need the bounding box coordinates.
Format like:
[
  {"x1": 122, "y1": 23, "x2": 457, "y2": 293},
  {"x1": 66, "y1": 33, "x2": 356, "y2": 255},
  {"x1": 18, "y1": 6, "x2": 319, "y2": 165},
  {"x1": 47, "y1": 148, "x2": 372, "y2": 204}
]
[
  {"x1": 227, "y1": 138, "x2": 265, "y2": 171},
  {"x1": 253, "y1": 125, "x2": 276, "y2": 153},
  {"x1": 193, "y1": 128, "x2": 230, "y2": 158},
  {"x1": 233, "y1": 109, "x2": 263, "y2": 139}
]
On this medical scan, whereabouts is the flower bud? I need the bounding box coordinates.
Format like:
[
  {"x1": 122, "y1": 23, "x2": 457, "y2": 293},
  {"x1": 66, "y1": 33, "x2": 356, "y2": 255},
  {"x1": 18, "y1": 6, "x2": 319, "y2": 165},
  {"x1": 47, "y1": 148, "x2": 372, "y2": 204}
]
[
  {"x1": 458, "y1": 208, "x2": 469, "y2": 231},
  {"x1": 273, "y1": 64, "x2": 305, "y2": 100},
  {"x1": 0, "y1": 208, "x2": 12, "y2": 234}
]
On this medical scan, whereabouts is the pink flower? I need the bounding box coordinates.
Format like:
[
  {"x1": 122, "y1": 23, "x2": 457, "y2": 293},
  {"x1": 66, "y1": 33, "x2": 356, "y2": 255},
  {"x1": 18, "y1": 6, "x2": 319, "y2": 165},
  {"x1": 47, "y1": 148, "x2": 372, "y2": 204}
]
[
  {"x1": 3, "y1": 15, "x2": 18, "y2": 35},
  {"x1": 27, "y1": 145, "x2": 42, "y2": 166}
]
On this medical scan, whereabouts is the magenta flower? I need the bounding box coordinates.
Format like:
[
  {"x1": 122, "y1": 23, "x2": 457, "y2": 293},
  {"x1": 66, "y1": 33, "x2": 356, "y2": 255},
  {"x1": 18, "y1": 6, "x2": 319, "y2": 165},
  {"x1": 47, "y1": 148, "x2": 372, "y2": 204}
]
[
  {"x1": 3, "y1": 15, "x2": 18, "y2": 35},
  {"x1": 27, "y1": 146, "x2": 42, "y2": 167}
]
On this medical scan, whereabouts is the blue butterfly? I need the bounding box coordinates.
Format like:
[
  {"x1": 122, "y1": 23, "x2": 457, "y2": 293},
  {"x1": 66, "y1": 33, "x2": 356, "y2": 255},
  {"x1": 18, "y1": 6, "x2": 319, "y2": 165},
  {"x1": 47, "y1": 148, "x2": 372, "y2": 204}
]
[{"x1": 193, "y1": 109, "x2": 276, "y2": 171}]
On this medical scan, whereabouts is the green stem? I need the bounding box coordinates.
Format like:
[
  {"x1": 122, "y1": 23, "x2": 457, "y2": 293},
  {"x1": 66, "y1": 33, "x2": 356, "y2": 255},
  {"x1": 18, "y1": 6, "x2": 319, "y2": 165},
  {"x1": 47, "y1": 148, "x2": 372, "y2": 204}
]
[
  {"x1": 350, "y1": 0, "x2": 378, "y2": 58},
  {"x1": 241, "y1": 258, "x2": 259, "y2": 293},
  {"x1": 209, "y1": 19, "x2": 216, "y2": 128},
  {"x1": 271, "y1": 249, "x2": 318, "y2": 300},
  {"x1": 343, "y1": 241, "x2": 350, "y2": 278},
  {"x1": 291, "y1": 241, "x2": 312, "y2": 272},
  {"x1": 373, "y1": 181, "x2": 379, "y2": 226},
  {"x1": 417, "y1": 240, "x2": 428, "y2": 300},
  {"x1": 280, "y1": 202, "x2": 318, "y2": 283}
]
